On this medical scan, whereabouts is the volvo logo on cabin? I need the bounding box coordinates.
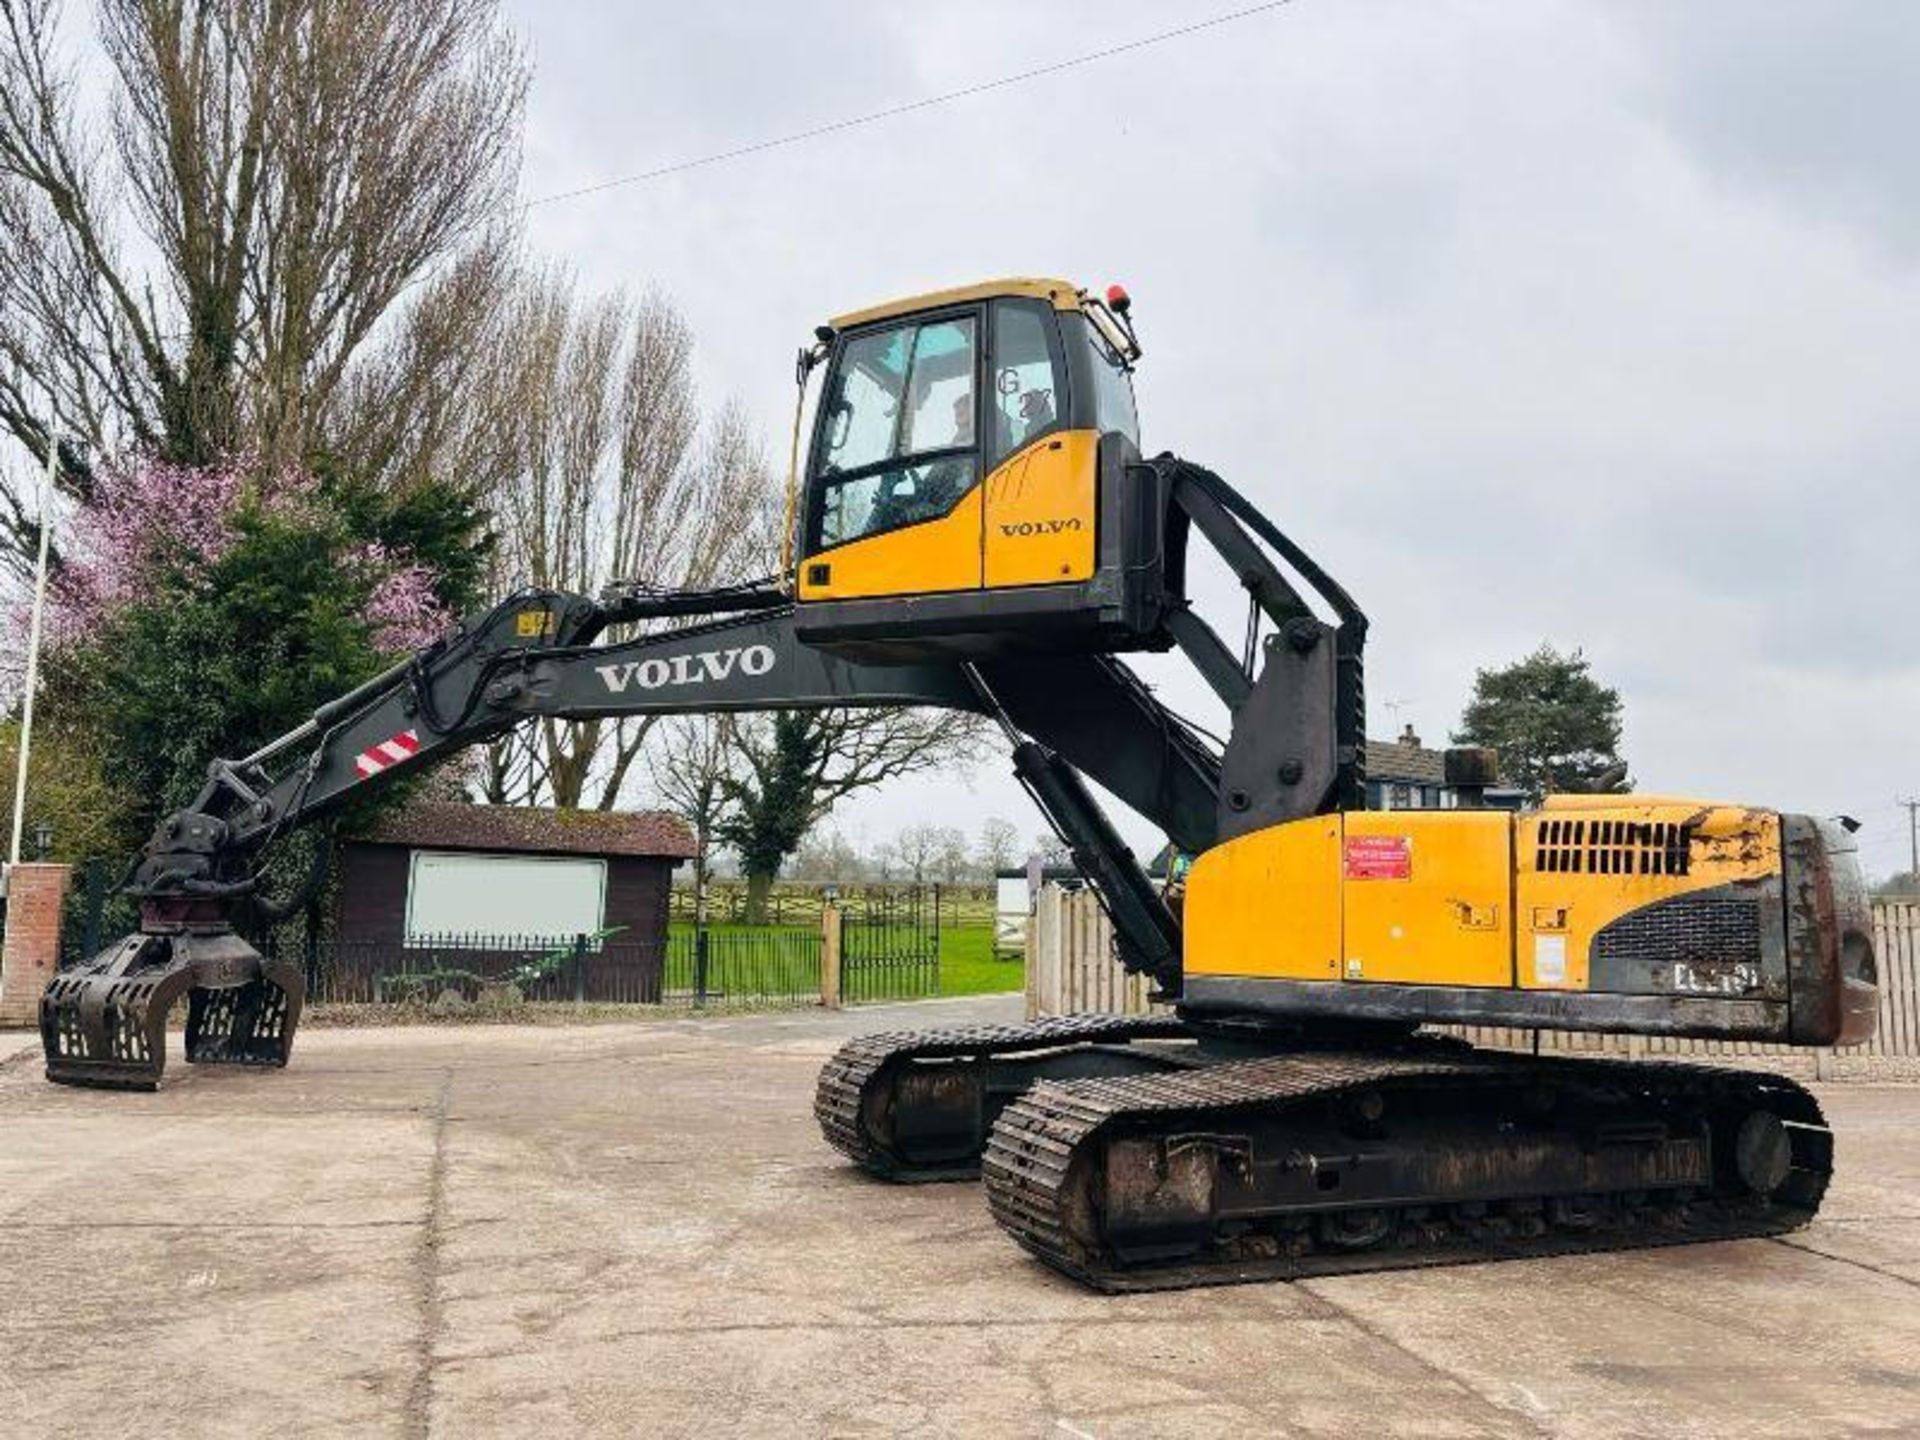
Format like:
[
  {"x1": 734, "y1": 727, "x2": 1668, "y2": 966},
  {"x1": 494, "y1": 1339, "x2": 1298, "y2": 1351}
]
[
  {"x1": 594, "y1": 644, "x2": 776, "y2": 694},
  {"x1": 999, "y1": 517, "x2": 1084, "y2": 538}
]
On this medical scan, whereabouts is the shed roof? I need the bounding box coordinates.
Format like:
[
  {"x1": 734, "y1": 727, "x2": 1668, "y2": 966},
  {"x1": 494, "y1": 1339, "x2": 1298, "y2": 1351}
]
[{"x1": 354, "y1": 801, "x2": 698, "y2": 860}]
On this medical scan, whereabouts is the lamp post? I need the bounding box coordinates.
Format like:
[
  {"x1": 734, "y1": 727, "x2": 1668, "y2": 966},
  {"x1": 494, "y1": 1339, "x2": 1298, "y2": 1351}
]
[{"x1": 7, "y1": 430, "x2": 58, "y2": 882}]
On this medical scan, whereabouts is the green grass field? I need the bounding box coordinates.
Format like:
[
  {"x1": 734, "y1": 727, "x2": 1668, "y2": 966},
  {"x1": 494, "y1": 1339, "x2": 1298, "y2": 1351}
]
[
  {"x1": 932, "y1": 923, "x2": 1024, "y2": 996},
  {"x1": 663, "y1": 920, "x2": 1019, "y2": 1000}
]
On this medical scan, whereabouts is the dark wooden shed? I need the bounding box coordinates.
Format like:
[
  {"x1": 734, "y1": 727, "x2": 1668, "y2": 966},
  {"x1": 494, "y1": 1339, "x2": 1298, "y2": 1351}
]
[{"x1": 334, "y1": 801, "x2": 697, "y2": 956}]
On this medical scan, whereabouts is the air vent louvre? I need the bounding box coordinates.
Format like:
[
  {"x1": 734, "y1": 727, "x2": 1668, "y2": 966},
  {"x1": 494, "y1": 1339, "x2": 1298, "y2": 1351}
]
[
  {"x1": 1592, "y1": 894, "x2": 1761, "y2": 972},
  {"x1": 1534, "y1": 818, "x2": 1692, "y2": 877}
]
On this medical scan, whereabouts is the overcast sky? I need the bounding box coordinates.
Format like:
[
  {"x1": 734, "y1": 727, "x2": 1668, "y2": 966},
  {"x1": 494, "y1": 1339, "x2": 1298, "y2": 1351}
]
[{"x1": 504, "y1": 0, "x2": 1920, "y2": 877}]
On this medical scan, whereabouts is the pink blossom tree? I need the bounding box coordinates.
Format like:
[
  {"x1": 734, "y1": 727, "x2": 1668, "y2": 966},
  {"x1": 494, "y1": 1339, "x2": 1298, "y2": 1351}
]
[
  {"x1": 41, "y1": 455, "x2": 450, "y2": 657},
  {"x1": 17, "y1": 450, "x2": 474, "y2": 834}
]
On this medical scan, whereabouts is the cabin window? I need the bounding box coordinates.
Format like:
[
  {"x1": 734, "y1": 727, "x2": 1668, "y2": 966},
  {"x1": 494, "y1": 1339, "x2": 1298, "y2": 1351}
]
[
  {"x1": 988, "y1": 300, "x2": 1064, "y2": 465},
  {"x1": 812, "y1": 314, "x2": 979, "y2": 549},
  {"x1": 1084, "y1": 320, "x2": 1139, "y2": 443}
]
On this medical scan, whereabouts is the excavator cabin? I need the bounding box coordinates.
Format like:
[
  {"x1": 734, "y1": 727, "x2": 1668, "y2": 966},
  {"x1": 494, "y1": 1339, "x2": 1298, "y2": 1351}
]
[{"x1": 791, "y1": 278, "x2": 1173, "y2": 661}]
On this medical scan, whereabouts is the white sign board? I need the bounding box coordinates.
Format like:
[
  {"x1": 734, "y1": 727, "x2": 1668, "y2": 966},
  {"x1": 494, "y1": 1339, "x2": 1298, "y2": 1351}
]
[{"x1": 405, "y1": 851, "x2": 607, "y2": 944}]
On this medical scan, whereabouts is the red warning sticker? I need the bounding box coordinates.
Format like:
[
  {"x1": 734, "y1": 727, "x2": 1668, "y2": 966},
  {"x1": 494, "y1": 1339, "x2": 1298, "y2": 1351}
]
[{"x1": 1344, "y1": 834, "x2": 1412, "y2": 880}]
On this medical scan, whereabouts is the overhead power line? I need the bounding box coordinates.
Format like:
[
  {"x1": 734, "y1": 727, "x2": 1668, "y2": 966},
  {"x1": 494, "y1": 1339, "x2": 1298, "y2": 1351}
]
[{"x1": 523, "y1": 1, "x2": 1296, "y2": 209}]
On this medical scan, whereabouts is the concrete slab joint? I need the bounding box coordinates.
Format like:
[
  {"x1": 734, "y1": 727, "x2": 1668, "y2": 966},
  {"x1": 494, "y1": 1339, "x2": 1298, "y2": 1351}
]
[{"x1": 1, "y1": 861, "x2": 70, "y2": 1027}]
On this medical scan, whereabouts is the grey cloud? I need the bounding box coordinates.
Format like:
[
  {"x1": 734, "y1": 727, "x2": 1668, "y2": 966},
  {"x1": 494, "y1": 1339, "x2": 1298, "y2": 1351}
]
[
  {"x1": 1613, "y1": 1, "x2": 1920, "y2": 262},
  {"x1": 506, "y1": 0, "x2": 1918, "y2": 870}
]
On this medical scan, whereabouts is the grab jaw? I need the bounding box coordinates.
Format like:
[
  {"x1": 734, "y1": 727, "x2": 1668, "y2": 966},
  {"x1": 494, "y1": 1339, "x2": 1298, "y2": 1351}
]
[{"x1": 40, "y1": 923, "x2": 303, "y2": 1091}]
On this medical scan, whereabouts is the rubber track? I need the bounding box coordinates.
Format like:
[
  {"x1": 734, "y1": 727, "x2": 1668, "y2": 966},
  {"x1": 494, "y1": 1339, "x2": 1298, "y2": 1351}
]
[
  {"x1": 983, "y1": 1049, "x2": 1831, "y2": 1291},
  {"x1": 813, "y1": 1013, "x2": 1189, "y2": 1179}
]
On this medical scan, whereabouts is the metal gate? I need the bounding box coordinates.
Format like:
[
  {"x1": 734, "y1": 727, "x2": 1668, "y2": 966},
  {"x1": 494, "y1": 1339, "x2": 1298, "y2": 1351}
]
[{"x1": 840, "y1": 885, "x2": 941, "y2": 1002}]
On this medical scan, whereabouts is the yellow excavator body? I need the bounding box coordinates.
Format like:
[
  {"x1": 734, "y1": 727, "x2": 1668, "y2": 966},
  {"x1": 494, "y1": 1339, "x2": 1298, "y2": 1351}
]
[
  {"x1": 1189, "y1": 798, "x2": 1782, "y2": 989},
  {"x1": 795, "y1": 428, "x2": 1100, "y2": 601},
  {"x1": 1182, "y1": 795, "x2": 1872, "y2": 1046}
]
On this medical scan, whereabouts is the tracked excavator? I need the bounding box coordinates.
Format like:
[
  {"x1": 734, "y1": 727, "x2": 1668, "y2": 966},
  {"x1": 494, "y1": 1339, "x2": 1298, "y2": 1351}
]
[{"x1": 41, "y1": 278, "x2": 1878, "y2": 1290}]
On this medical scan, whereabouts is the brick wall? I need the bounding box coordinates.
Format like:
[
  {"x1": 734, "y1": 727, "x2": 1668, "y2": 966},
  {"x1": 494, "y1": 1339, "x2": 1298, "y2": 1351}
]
[{"x1": 1, "y1": 863, "x2": 70, "y2": 1027}]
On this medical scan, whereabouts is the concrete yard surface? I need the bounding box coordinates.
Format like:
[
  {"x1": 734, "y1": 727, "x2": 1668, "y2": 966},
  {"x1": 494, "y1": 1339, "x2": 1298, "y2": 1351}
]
[{"x1": 1, "y1": 996, "x2": 1917, "y2": 1439}]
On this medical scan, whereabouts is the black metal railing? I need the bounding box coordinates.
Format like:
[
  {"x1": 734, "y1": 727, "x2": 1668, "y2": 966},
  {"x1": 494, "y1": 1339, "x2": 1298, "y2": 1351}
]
[
  {"x1": 56, "y1": 859, "x2": 944, "y2": 1010},
  {"x1": 270, "y1": 929, "x2": 836, "y2": 1009},
  {"x1": 842, "y1": 886, "x2": 941, "y2": 1003},
  {"x1": 276, "y1": 931, "x2": 668, "y2": 1006},
  {"x1": 665, "y1": 926, "x2": 823, "y2": 1005}
]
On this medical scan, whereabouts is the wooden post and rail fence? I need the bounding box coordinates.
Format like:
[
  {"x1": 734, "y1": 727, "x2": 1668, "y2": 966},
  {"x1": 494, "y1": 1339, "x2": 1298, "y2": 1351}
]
[{"x1": 1026, "y1": 886, "x2": 1920, "y2": 1069}]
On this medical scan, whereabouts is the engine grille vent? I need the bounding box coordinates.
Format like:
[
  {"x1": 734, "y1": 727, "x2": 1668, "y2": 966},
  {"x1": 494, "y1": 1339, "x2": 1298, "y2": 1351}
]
[
  {"x1": 1593, "y1": 894, "x2": 1761, "y2": 971},
  {"x1": 1534, "y1": 818, "x2": 1692, "y2": 876}
]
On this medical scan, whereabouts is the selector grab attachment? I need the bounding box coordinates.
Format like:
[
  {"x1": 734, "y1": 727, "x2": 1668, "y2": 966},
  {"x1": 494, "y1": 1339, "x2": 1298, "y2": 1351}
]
[{"x1": 40, "y1": 928, "x2": 303, "y2": 1090}]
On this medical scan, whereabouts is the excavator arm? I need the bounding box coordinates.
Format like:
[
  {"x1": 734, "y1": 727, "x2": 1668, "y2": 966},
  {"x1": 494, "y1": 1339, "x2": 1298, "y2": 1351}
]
[
  {"x1": 126, "y1": 593, "x2": 978, "y2": 902},
  {"x1": 45, "y1": 453, "x2": 1357, "y2": 1088},
  {"x1": 50, "y1": 592, "x2": 1006, "y2": 1089}
]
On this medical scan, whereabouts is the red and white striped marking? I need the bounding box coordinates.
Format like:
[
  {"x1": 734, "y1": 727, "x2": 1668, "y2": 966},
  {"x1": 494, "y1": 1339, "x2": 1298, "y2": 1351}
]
[{"x1": 354, "y1": 729, "x2": 421, "y2": 780}]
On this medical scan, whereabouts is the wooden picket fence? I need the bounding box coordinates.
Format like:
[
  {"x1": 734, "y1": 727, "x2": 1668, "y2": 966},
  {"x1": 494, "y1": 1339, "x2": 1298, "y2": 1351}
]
[
  {"x1": 1024, "y1": 886, "x2": 1161, "y2": 1019},
  {"x1": 1026, "y1": 888, "x2": 1920, "y2": 1068},
  {"x1": 1871, "y1": 900, "x2": 1920, "y2": 1057}
]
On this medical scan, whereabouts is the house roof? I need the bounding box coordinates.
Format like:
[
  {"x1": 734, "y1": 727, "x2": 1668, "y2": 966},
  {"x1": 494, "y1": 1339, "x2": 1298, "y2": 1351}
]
[
  {"x1": 1364, "y1": 738, "x2": 1448, "y2": 785},
  {"x1": 354, "y1": 801, "x2": 698, "y2": 860}
]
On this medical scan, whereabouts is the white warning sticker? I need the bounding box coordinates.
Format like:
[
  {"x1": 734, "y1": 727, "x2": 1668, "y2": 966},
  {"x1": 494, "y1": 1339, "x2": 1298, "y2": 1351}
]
[{"x1": 1534, "y1": 934, "x2": 1568, "y2": 986}]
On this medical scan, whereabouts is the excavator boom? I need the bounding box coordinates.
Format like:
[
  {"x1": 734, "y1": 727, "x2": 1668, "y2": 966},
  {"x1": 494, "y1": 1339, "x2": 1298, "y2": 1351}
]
[{"x1": 41, "y1": 446, "x2": 1306, "y2": 1086}]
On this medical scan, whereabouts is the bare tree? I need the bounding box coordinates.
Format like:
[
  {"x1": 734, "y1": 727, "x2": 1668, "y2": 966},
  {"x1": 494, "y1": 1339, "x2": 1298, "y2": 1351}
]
[
  {"x1": 882, "y1": 823, "x2": 945, "y2": 886},
  {"x1": 787, "y1": 828, "x2": 869, "y2": 884},
  {"x1": 715, "y1": 708, "x2": 991, "y2": 921},
  {"x1": 882, "y1": 822, "x2": 970, "y2": 885},
  {"x1": 646, "y1": 713, "x2": 739, "y2": 927},
  {"x1": 329, "y1": 238, "x2": 523, "y2": 498},
  {"x1": 934, "y1": 826, "x2": 972, "y2": 884},
  {"x1": 974, "y1": 817, "x2": 1020, "y2": 878},
  {"x1": 475, "y1": 273, "x2": 778, "y2": 810},
  {"x1": 1031, "y1": 833, "x2": 1073, "y2": 868},
  {"x1": 0, "y1": 0, "x2": 525, "y2": 567}
]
